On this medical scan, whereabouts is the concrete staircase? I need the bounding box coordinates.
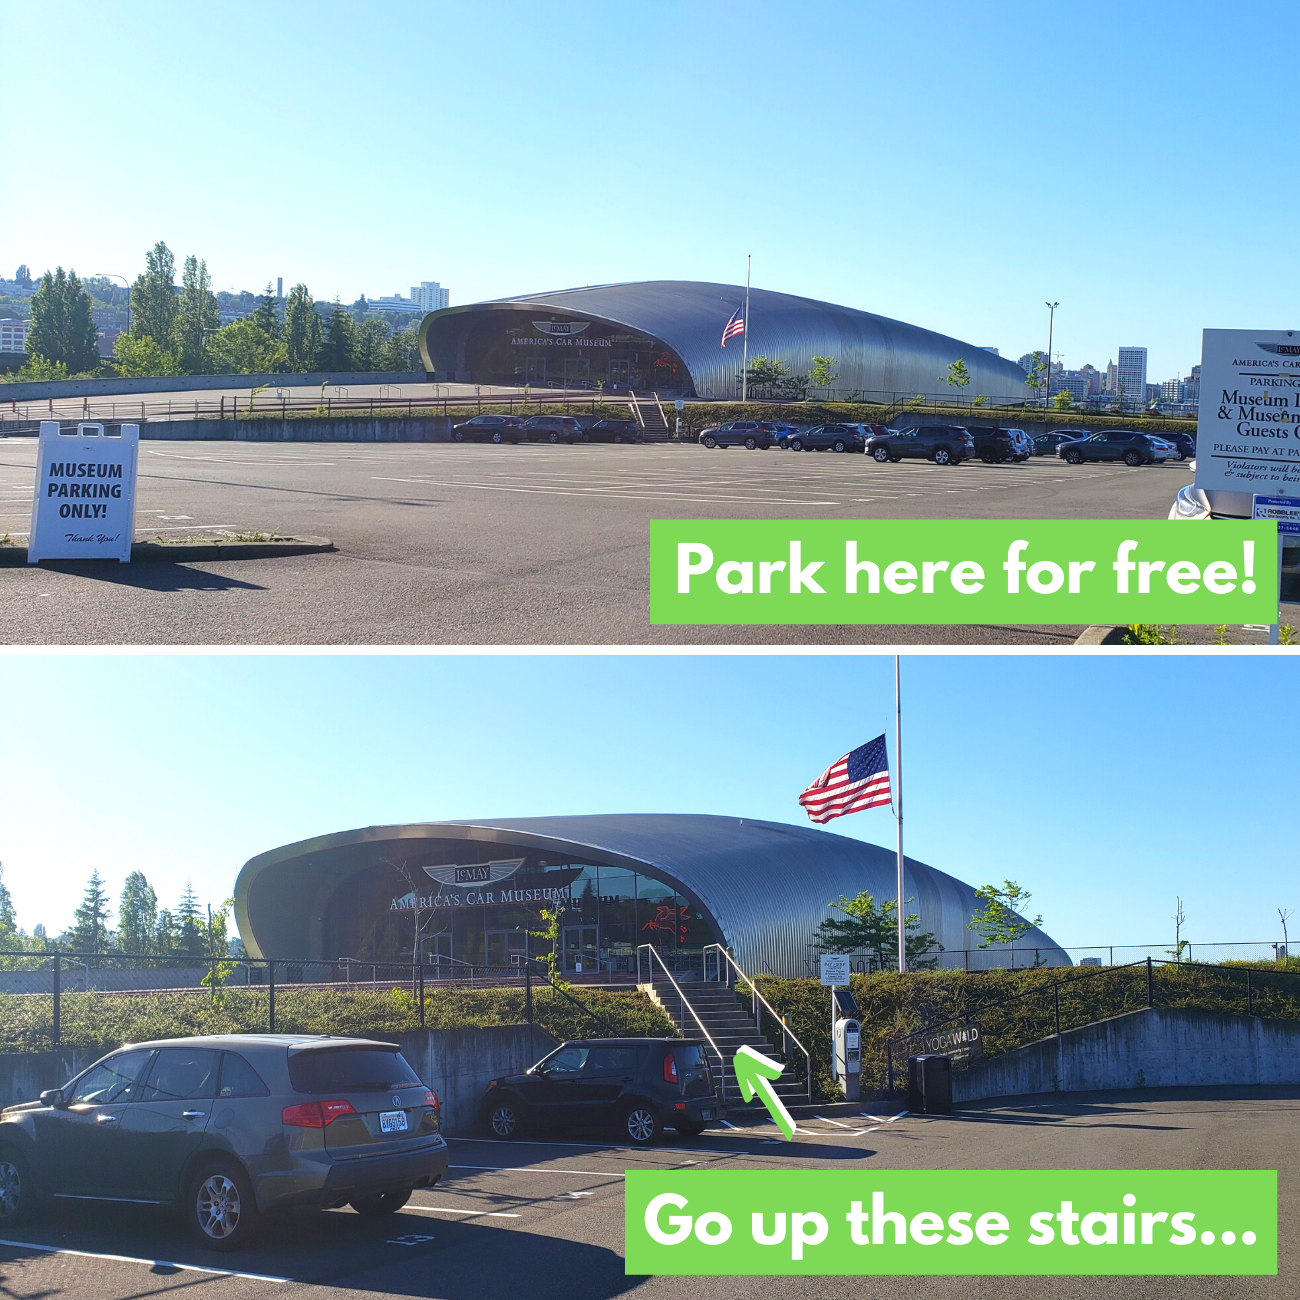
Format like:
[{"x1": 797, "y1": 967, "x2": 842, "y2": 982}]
[
  {"x1": 629, "y1": 391, "x2": 671, "y2": 442},
  {"x1": 644, "y1": 979, "x2": 809, "y2": 1112}
]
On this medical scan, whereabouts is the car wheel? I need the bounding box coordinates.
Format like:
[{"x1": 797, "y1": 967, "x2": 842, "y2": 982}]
[
  {"x1": 1176, "y1": 450, "x2": 1187, "y2": 461},
  {"x1": 614, "y1": 434, "x2": 624, "y2": 443},
  {"x1": 702, "y1": 435, "x2": 717, "y2": 448},
  {"x1": 581, "y1": 432, "x2": 590, "y2": 442},
  {"x1": 744, "y1": 436, "x2": 757, "y2": 450},
  {"x1": 674, "y1": 1119, "x2": 707, "y2": 1138},
  {"x1": 889, "y1": 455, "x2": 902, "y2": 462},
  {"x1": 489, "y1": 1099, "x2": 522, "y2": 1138},
  {"x1": 453, "y1": 430, "x2": 465, "y2": 442},
  {"x1": 981, "y1": 451, "x2": 996, "y2": 463},
  {"x1": 1124, "y1": 450, "x2": 1143, "y2": 467},
  {"x1": 351, "y1": 1190, "x2": 412, "y2": 1216},
  {"x1": 548, "y1": 432, "x2": 560, "y2": 444},
  {"x1": 933, "y1": 448, "x2": 951, "y2": 465},
  {"x1": 491, "y1": 431, "x2": 503, "y2": 444},
  {"x1": 0, "y1": 1147, "x2": 35, "y2": 1227},
  {"x1": 623, "y1": 1103, "x2": 662, "y2": 1146},
  {"x1": 872, "y1": 446, "x2": 889, "y2": 463},
  {"x1": 1064, "y1": 449, "x2": 1083, "y2": 465},
  {"x1": 833, "y1": 440, "x2": 846, "y2": 453},
  {"x1": 188, "y1": 1160, "x2": 257, "y2": 1251},
  {"x1": 790, "y1": 439, "x2": 803, "y2": 451}
]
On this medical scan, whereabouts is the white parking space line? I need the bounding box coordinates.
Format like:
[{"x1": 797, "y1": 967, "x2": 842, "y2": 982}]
[
  {"x1": 337, "y1": 1204, "x2": 522, "y2": 1219},
  {"x1": 0, "y1": 1237, "x2": 294, "y2": 1282},
  {"x1": 449, "y1": 1163, "x2": 625, "y2": 1178}
]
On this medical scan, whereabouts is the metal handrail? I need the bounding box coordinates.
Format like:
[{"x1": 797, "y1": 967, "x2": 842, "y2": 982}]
[
  {"x1": 637, "y1": 944, "x2": 724, "y2": 1105},
  {"x1": 704, "y1": 944, "x2": 812, "y2": 1103}
]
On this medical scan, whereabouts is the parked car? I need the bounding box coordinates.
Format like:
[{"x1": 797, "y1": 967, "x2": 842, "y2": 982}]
[
  {"x1": 1057, "y1": 430, "x2": 1175, "y2": 466},
  {"x1": 523, "y1": 415, "x2": 585, "y2": 444},
  {"x1": 1032, "y1": 430, "x2": 1087, "y2": 456},
  {"x1": 1155, "y1": 430, "x2": 1196, "y2": 460},
  {"x1": 1003, "y1": 428, "x2": 1034, "y2": 461},
  {"x1": 965, "y1": 427, "x2": 1019, "y2": 463},
  {"x1": 698, "y1": 420, "x2": 779, "y2": 449},
  {"x1": 785, "y1": 423, "x2": 872, "y2": 453},
  {"x1": 478, "y1": 1038, "x2": 718, "y2": 1145},
  {"x1": 0, "y1": 1034, "x2": 447, "y2": 1249},
  {"x1": 452, "y1": 414, "x2": 528, "y2": 444},
  {"x1": 583, "y1": 419, "x2": 639, "y2": 443},
  {"x1": 864, "y1": 425, "x2": 975, "y2": 465}
]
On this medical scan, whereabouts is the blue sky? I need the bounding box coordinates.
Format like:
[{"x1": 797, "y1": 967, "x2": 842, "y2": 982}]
[
  {"x1": 5, "y1": 1, "x2": 1298, "y2": 381},
  {"x1": 0, "y1": 653, "x2": 1293, "y2": 958}
]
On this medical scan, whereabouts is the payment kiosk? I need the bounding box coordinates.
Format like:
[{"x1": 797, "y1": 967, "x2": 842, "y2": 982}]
[{"x1": 831, "y1": 986, "x2": 861, "y2": 1101}]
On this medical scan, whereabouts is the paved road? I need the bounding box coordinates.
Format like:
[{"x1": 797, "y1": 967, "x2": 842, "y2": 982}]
[
  {"x1": 0, "y1": 1090, "x2": 1293, "y2": 1300},
  {"x1": 0, "y1": 438, "x2": 1237, "y2": 645}
]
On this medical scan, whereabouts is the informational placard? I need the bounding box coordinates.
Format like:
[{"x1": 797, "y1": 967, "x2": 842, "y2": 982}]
[
  {"x1": 28, "y1": 421, "x2": 139, "y2": 563},
  {"x1": 1252, "y1": 494, "x2": 1300, "y2": 535},
  {"x1": 820, "y1": 954, "x2": 850, "y2": 986},
  {"x1": 1195, "y1": 329, "x2": 1300, "y2": 495}
]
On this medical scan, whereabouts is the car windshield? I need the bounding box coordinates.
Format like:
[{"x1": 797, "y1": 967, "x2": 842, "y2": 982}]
[{"x1": 288, "y1": 1047, "x2": 419, "y2": 1093}]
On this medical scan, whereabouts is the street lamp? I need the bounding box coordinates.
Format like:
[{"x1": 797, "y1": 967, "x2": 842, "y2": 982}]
[
  {"x1": 1044, "y1": 302, "x2": 1059, "y2": 407},
  {"x1": 95, "y1": 273, "x2": 131, "y2": 336}
]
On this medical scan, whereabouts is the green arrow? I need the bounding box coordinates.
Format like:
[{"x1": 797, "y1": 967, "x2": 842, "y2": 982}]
[{"x1": 733, "y1": 1043, "x2": 797, "y2": 1140}]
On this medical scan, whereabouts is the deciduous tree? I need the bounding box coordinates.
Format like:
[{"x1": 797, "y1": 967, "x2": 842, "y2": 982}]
[
  {"x1": 173, "y1": 254, "x2": 219, "y2": 373},
  {"x1": 967, "y1": 880, "x2": 1042, "y2": 950},
  {"x1": 116, "y1": 871, "x2": 158, "y2": 955},
  {"x1": 814, "y1": 891, "x2": 940, "y2": 970},
  {"x1": 130, "y1": 241, "x2": 178, "y2": 345},
  {"x1": 26, "y1": 268, "x2": 100, "y2": 373}
]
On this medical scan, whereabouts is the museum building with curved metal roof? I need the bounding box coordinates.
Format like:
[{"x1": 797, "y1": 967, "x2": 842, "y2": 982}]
[
  {"x1": 234, "y1": 814, "x2": 1067, "y2": 978},
  {"x1": 417, "y1": 281, "x2": 1028, "y2": 402}
]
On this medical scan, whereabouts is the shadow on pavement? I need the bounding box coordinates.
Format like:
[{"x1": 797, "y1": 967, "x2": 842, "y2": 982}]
[
  {"x1": 953, "y1": 1083, "x2": 1300, "y2": 1127},
  {"x1": 29, "y1": 562, "x2": 267, "y2": 593}
]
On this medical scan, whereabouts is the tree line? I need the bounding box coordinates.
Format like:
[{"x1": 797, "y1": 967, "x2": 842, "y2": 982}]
[
  {"x1": 0, "y1": 862, "x2": 237, "y2": 966},
  {"x1": 9, "y1": 240, "x2": 422, "y2": 382}
]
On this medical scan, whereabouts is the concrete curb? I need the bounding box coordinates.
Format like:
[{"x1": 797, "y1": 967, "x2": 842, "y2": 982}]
[
  {"x1": 1074, "y1": 625, "x2": 1128, "y2": 645},
  {"x1": 0, "y1": 536, "x2": 334, "y2": 566}
]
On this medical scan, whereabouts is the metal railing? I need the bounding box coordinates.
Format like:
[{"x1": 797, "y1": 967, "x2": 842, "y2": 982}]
[
  {"x1": 636, "y1": 943, "x2": 724, "y2": 1106},
  {"x1": 704, "y1": 944, "x2": 812, "y2": 1103}
]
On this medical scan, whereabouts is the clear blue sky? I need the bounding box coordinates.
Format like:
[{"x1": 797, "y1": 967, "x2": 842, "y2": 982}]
[
  {"x1": 0, "y1": 654, "x2": 1293, "y2": 957},
  {"x1": 5, "y1": 1, "x2": 1297, "y2": 381}
]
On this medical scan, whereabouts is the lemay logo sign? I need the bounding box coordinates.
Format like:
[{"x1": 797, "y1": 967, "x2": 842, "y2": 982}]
[
  {"x1": 28, "y1": 421, "x2": 139, "y2": 563},
  {"x1": 532, "y1": 320, "x2": 591, "y2": 336},
  {"x1": 625, "y1": 1170, "x2": 1276, "y2": 1276},
  {"x1": 649, "y1": 520, "x2": 1277, "y2": 625}
]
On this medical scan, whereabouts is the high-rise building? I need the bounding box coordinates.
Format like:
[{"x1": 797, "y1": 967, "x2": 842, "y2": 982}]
[
  {"x1": 1078, "y1": 363, "x2": 1102, "y2": 396},
  {"x1": 1185, "y1": 364, "x2": 1200, "y2": 405},
  {"x1": 1116, "y1": 347, "x2": 1148, "y2": 409},
  {"x1": 1161, "y1": 377, "x2": 1184, "y2": 403},
  {"x1": 411, "y1": 281, "x2": 449, "y2": 312},
  {"x1": 1104, "y1": 360, "x2": 1118, "y2": 394}
]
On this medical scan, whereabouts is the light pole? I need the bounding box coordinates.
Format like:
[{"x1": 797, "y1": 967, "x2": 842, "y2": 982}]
[
  {"x1": 96, "y1": 273, "x2": 131, "y2": 337},
  {"x1": 1044, "y1": 302, "x2": 1059, "y2": 407}
]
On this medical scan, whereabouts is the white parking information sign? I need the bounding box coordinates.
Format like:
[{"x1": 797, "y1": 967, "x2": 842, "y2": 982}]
[
  {"x1": 820, "y1": 954, "x2": 851, "y2": 986},
  {"x1": 1195, "y1": 329, "x2": 1300, "y2": 495},
  {"x1": 28, "y1": 421, "x2": 139, "y2": 563}
]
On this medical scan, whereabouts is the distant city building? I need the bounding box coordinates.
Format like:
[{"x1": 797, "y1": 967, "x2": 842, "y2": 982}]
[
  {"x1": 1104, "y1": 360, "x2": 1118, "y2": 394},
  {"x1": 369, "y1": 293, "x2": 423, "y2": 315},
  {"x1": 412, "y1": 281, "x2": 449, "y2": 312},
  {"x1": 1077, "y1": 363, "x2": 1102, "y2": 396},
  {"x1": 1185, "y1": 364, "x2": 1200, "y2": 404},
  {"x1": 1051, "y1": 370, "x2": 1091, "y2": 402},
  {"x1": 0, "y1": 280, "x2": 36, "y2": 300},
  {"x1": 1017, "y1": 352, "x2": 1035, "y2": 371},
  {"x1": 1116, "y1": 347, "x2": 1148, "y2": 407},
  {"x1": 979, "y1": 346, "x2": 1000, "y2": 356},
  {"x1": 1161, "y1": 377, "x2": 1184, "y2": 403},
  {"x1": 0, "y1": 318, "x2": 29, "y2": 353}
]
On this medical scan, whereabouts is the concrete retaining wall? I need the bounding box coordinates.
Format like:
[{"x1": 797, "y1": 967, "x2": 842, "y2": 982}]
[
  {"x1": 137, "y1": 417, "x2": 456, "y2": 442},
  {"x1": 0, "y1": 1024, "x2": 558, "y2": 1136},
  {"x1": 953, "y1": 1008, "x2": 1300, "y2": 1103},
  {"x1": 0, "y1": 370, "x2": 426, "y2": 404}
]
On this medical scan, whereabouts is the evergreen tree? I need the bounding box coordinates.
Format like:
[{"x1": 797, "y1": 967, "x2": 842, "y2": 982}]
[
  {"x1": 70, "y1": 870, "x2": 113, "y2": 956},
  {"x1": 176, "y1": 881, "x2": 207, "y2": 959},
  {"x1": 282, "y1": 284, "x2": 320, "y2": 372},
  {"x1": 381, "y1": 327, "x2": 420, "y2": 372},
  {"x1": 155, "y1": 908, "x2": 179, "y2": 956},
  {"x1": 353, "y1": 317, "x2": 389, "y2": 372},
  {"x1": 0, "y1": 862, "x2": 16, "y2": 937},
  {"x1": 26, "y1": 268, "x2": 100, "y2": 373},
  {"x1": 321, "y1": 300, "x2": 356, "y2": 372},
  {"x1": 116, "y1": 870, "x2": 158, "y2": 955},
  {"x1": 172, "y1": 254, "x2": 219, "y2": 374},
  {"x1": 252, "y1": 283, "x2": 279, "y2": 339},
  {"x1": 130, "y1": 241, "x2": 178, "y2": 345}
]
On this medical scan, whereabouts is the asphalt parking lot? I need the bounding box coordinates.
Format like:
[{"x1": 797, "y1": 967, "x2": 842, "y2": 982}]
[
  {"x1": 0, "y1": 1090, "x2": 1293, "y2": 1300},
  {"x1": 0, "y1": 437, "x2": 1261, "y2": 645}
]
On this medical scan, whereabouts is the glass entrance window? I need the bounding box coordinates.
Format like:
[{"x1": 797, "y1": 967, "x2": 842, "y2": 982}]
[
  {"x1": 426, "y1": 931, "x2": 454, "y2": 976},
  {"x1": 486, "y1": 930, "x2": 527, "y2": 971},
  {"x1": 563, "y1": 925, "x2": 598, "y2": 974}
]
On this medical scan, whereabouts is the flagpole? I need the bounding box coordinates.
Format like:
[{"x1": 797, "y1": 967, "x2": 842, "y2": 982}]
[
  {"x1": 895, "y1": 654, "x2": 905, "y2": 975},
  {"x1": 741, "y1": 254, "x2": 751, "y2": 404}
]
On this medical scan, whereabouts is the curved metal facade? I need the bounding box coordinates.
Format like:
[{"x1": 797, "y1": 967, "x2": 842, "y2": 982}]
[
  {"x1": 418, "y1": 281, "x2": 1028, "y2": 401},
  {"x1": 235, "y1": 814, "x2": 1068, "y2": 976}
]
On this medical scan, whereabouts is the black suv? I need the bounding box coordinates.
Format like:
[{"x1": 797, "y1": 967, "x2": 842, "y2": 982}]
[
  {"x1": 1057, "y1": 430, "x2": 1174, "y2": 466},
  {"x1": 698, "y1": 421, "x2": 778, "y2": 449},
  {"x1": 451, "y1": 414, "x2": 528, "y2": 444},
  {"x1": 584, "y1": 419, "x2": 638, "y2": 443},
  {"x1": 523, "y1": 415, "x2": 585, "y2": 444},
  {"x1": 785, "y1": 423, "x2": 877, "y2": 453},
  {"x1": 964, "y1": 427, "x2": 1018, "y2": 463},
  {"x1": 478, "y1": 1038, "x2": 717, "y2": 1145},
  {"x1": 865, "y1": 425, "x2": 975, "y2": 465},
  {"x1": 1032, "y1": 429, "x2": 1086, "y2": 457}
]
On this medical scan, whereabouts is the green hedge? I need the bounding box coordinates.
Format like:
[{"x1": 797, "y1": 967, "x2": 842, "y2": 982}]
[{"x1": 0, "y1": 984, "x2": 676, "y2": 1054}]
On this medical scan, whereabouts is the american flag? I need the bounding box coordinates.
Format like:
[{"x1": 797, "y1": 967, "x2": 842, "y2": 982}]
[
  {"x1": 720, "y1": 306, "x2": 745, "y2": 348},
  {"x1": 798, "y1": 734, "x2": 892, "y2": 824}
]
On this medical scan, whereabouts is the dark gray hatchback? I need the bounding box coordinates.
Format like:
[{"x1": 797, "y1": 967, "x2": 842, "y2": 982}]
[{"x1": 0, "y1": 1034, "x2": 448, "y2": 1250}]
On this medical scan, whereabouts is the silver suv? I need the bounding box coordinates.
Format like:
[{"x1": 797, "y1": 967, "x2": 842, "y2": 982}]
[{"x1": 0, "y1": 1034, "x2": 448, "y2": 1250}]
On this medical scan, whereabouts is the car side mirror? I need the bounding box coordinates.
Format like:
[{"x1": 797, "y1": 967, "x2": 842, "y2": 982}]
[{"x1": 39, "y1": 1089, "x2": 66, "y2": 1108}]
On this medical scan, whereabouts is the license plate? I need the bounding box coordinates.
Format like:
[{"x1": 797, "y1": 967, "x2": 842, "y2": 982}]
[
  {"x1": 701, "y1": 1109, "x2": 715, "y2": 1120},
  {"x1": 379, "y1": 1110, "x2": 408, "y2": 1133}
]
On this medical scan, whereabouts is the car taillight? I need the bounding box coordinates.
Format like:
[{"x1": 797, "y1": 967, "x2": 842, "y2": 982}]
[
  {"x1": 424, "y1": 1089, "x2": 440, "y2": 1111},
  {"x1": 282, "y1": 1099, "x2": 356, "y2": 1128},
  {"x1": 663, "y1": 1053, "x2": 679, "y2": 1084}
]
